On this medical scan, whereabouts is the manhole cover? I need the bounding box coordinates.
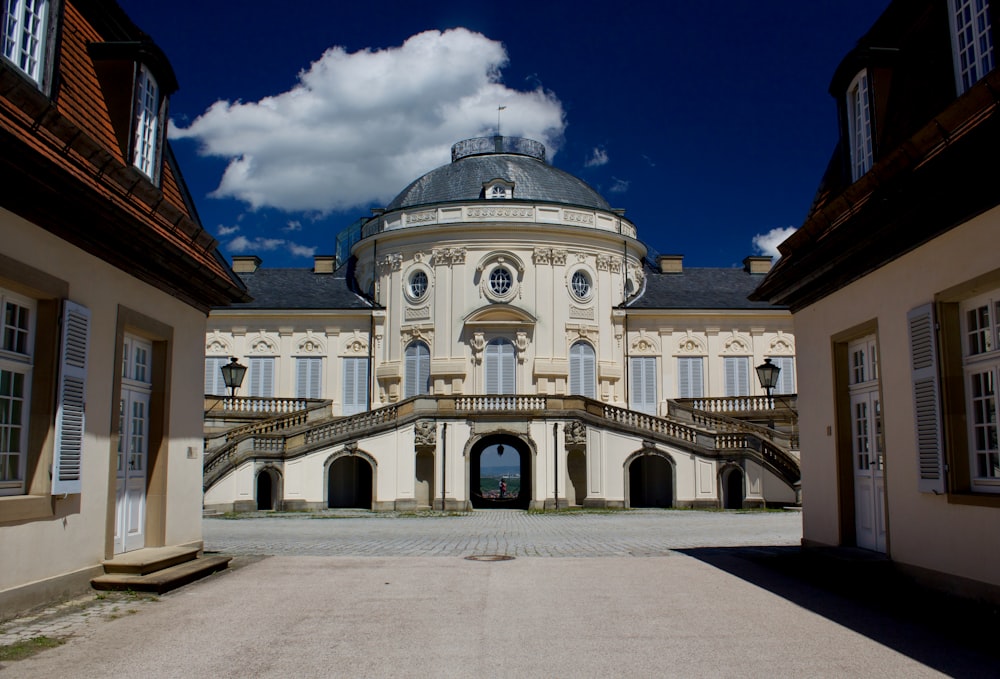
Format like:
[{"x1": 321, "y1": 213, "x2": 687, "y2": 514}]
[{"x1": 464, "y1": 554, "x2": 515, "y2": 562}]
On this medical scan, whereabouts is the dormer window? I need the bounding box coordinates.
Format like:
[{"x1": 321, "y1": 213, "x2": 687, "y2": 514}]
[
  {"x1": 132, "y1": 64, "x2": 161, "y2": 180},
  {"x1": 949, "y1": 0, "x2": 995, "y2": 95},
  {"x1": 484, "y1": 178, "x2": 514, "y2": 200},
  {"x1": 2, "y1": 0, "x2": 49, "y2": 85},
  {"x1": 846, "y1": 70, "x2": 873, "y2": 182}
]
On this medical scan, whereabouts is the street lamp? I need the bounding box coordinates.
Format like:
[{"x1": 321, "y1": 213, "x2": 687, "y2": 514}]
[
  {"x1": 755, "y1": 358, "x2": 781, "y2": 409},
  {"x1": 220, "y1": 357, "x2": 247, "y2": 398}
]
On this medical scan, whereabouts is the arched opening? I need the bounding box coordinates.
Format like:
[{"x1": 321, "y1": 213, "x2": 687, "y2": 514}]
[
  {"x1": 470, "y1": 436, "x2": 530, "y2": 509},
  {"x1": 628, "y1": 454, "x2": 673, "y2": 508},
  {"x1": 256, "y1": 468, "x2": 276, "y2": 511},
  {"x1": 566, "y1": 449, "x2": 587, "y2": 506},
  {"x1": 415, "y1": 450, "x2": 435, "y2": 509},
  {"x1": 328, "y1": 455, "x2": 373, "y2": 509},
  {"x1": 722, "y1": 466, "x2": 745, "y2": 509}
]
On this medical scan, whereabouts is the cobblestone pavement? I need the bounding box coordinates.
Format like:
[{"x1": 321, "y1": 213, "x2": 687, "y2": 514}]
[
  {"x1": 1, "y1": 509, "x2": 800, "y2": 648},
  {"x1": 201, "y1": 508, "x2": 803, "y2": 557}
]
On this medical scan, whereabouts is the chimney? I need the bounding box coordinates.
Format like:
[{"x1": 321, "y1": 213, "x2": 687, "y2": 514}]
[
  {"x1": 313, "y1": 255, "x2": 336, "y2": 274},
  {"x1": 231, "y1": 255, "x2": 262, "y2": 273},
  {"x1": 657, "y1": 255, "x2": 683, "y2": 273},
  {"x1": 743, "y1": 256, "x2": 773, "y2": 274}
]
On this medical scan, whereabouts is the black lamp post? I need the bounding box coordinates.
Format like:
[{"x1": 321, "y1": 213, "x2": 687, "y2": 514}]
[
  {"x1": 755, "y1": 358, "x2": 781, "y2": 409},
  {"x1": 220, "y1": 357, "x2": 247, "y2": 398}
]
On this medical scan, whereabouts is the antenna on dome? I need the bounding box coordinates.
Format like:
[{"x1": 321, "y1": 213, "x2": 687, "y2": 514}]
[{"x1": 497, "y1": 106, "x2": 506, "y2": 137}]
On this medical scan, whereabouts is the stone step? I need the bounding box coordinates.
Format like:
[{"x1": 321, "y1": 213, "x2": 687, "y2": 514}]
[
  {"x1": 101, "y1": 545, "x2": 202, "y2": 575},
  {"x1": 91, "y1": 555, "x2": 232, "y2": 594}
]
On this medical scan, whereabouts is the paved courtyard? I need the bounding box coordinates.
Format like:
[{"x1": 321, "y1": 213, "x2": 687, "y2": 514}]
[
  {"x1": 201, "y1": 508, "x2": 803, "y2": 557},
  {"x1": 2, "y1": 509, "x2": 997, "y2": 678}
]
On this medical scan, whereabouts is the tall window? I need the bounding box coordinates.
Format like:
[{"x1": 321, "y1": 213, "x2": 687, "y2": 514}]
[
  {"x1": 133, "y1": 65, "x2": 161, "y2": 180},
  {"x1": 0, "y1": 288, "x2": 33, "y2": 495},
  {"x1": 768, "y1": 356, "x2": 796, "y2": 395},
  {"x1": 569, "y1": 341, "x2": 596, "y2": 399},
  {"x1": 2, "y1": 0, "x2": 48, "y2": 84},
  {"x1": 950, "y1": 0, "x2": 995, "y2": 94},
  {"x1": 247, "y1": 357, "x2": 274, "y2": 398},
  {"x1": 677, "y1": 357, "x2": 704, "y2": 399},
  {"x1": 342, "y1": 357, "x2": 368, "y2": 415},
  {"x1": 295, "y1": 357, "x2": 322, "y2": 399},
  {"x1": 847, "y1": 70, "x2": 873, "y2": 181},
  {"x1": 484, "y1": 338, "x2": 515, "y2": 395},
  {"x1": 204, "y1": 357, "x2": 228, "y2": 396},
  {"x1": 630, "y1": 356, "x2": 657, "y2": 414},
  {"x1": 961, "y1": 291, "x2": 1000, "y2": 491},
  {"x1": 724, "y1": 356, "x2": 750, "y2": 397},
  {"x1": 404, "y1": 341, "x2": 430, "y2": 398}
]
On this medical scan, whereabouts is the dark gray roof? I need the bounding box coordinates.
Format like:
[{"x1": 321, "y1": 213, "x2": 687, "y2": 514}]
[
  {"x1": 628, "y1": 267, "x2": 786, "y2": 310},
  {"x1": 221, "y1": 267, "x2": 373, "y2": 311},
  {"x1": 386, "y1": 153, "x2": 611, "y2": 211}
]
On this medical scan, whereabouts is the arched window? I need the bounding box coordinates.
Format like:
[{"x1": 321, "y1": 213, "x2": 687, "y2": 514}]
[
  {"x1": 404, "y1": 341, "x2": 430, "y2": 398},
  {"x1": 569, "y1": 341, "x2": 596, "y2": 398},
  {"x1": 485, "y1": 338, "x2": 515, "y2": 394}
]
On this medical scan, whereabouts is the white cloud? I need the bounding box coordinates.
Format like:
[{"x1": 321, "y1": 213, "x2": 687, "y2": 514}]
[
  {"x1": 284, "y1": 220, "x2": 302, "y2": 232},
  {"x1": 752, "y1": 226, "x2": 797, "y2": 258},
  {"x1": 608, "y1": 177, "x2": 630, "y2": 194},
  {"x1": 227, "y1": 236, "x2": 315, "y2": 259},
  {"x1": 171, "y1": 28, "x2": 566, "y2": 214},
  {"x1": 585, "y1": 147, "x2": 608, "y2": 167},
  {"x1": 217, "y1": 224, "x2": 240, "y2": 236}
]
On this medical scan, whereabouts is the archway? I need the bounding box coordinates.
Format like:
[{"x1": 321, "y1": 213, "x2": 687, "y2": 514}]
[
  {"x1": 256, "y1": 468, "x2": 277, "y2": 510},
  {"x1": 470, "y1": 435, "x2": 531, "y2": 509},
  {"x1": 566, "y1": 449, "x2": 587, "y2": 506},
  {"x1": 628, "y1": 454, "x2": 673, "y2": 508},
  {"x1": 722, "y1": 466, "x2": 745, "y2": 509},
  {"x1": 328, "y1": 455, "x2": 373, "y2": 509}
]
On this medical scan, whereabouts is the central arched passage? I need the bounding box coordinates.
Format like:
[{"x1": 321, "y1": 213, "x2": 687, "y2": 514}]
[
  {"x1": 470, "y1": 435, "x2": 531, "y2": 509},
  {"x1": 328, "y1": 455, "x2": 373, "y2": 509},
  {"x1": 628, "y1": 453, "x2": 673, "y2": 508}
]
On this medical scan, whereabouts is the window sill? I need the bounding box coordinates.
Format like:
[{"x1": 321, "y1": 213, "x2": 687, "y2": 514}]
[
  {"x1": 946, "y1": 492, "x2": 1000, "y2": 509},
  {"x1": 0, "y1": 494, "x2": 54, "y2": 523}
]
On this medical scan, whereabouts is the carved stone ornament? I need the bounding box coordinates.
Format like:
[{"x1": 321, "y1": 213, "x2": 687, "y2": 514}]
[
  {"x1": 297, "y1": 331, "x2": 325, "y2": 354},
  {"x1": 467, "y1": 206, "x2": 533, "y2": 219},
  {"x1": 343, "y1": 441, "x2": 359, "y2": 454},
  {"x1": 408, "y1": 210, "x2": 436, "y2": 224},
  {"x1": 564, "y1": 421, "x2": 587, "y2": 446},
  {"x1": 551, "y1": 249, "x2": 567, "y2": 265},
  {"x1": 380, "y1": 253, "x2": 403, "y2": 272},
  {"x1": 432, "y1": 247, "x2": 467, "y2": 267},
  {"x1": 533, "y1": 248, "x2": 552, "y2": 265},
  {"x1": 206, "y1": 332, "x2": 230, "y2": 355},
  {"x1": 344, "y1": 330, "x2": 368, "y2": 355},
  {"x1": 515, "y1": 331, "x2": 529, "y2": 363},
  {"x1": 722, "y1": 334, "x2": 751, "y2": 355},
  {"x1": 595, "y1": 254, "x2": 611, "y2": 271},
  {"x1": 769, "y1": 332, "x2": 795, "y2": 355},
  {"x1": 631, "y1": 334, "x2": 658, "y2": 355},
  {"x1": 569, "y1": 306, "x2": 595, "y2": 320},
  {"x1": 677, "y1": 334, "x2": 706, "y2": 355},
  {"x1": 564, "y1": 210, "x2": 594, "y2": 225},
  {"x1": 249, "y1": 333, "x2": 278, "y2": 355},
  {"x1": 470, "y1": 332, "x2": 486, "y2": 364},
  {"x1": 414, "y1": 420, "x2": 436, "y2": 446}
]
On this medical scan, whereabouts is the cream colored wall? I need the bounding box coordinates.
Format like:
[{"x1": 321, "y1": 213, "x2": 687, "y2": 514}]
[
  {"x1": 795, "y1": 205, "x2": 1000, "y2": 588},
  {"x1": 0, "y1": 208, "x2": 208, "y2": 603}
]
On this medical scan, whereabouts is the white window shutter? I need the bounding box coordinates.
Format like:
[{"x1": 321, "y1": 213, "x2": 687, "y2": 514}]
[
  {"x1": 571, "y1": 342, "x2": 596, "y2": 398},
  {"x1": 53, "y1": 301, "x2": 90, "y2": 495},
  {"x1": 500, "y1": 341, "x2": 515, "y2": 395},
  {"x1": 404, "y1": 342, "x2": 429, "y2": 398},
  {"x1": 724, "y1": 357, "x2": 737, "y2": 397},
  {"x1": 630, "y1": 357, "x2": 657, "y2": 414},
  {"x1": 343, "y1": 357, "x2": 368, "y2": 415},
  {"x1": 908, "y1": 303, "x2": 945, "y2": 493},
  {"x1": 296, "y1": 358, "x2": 321, "y2": 399}
]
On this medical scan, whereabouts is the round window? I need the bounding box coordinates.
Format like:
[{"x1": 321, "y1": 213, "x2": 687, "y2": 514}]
[
  {"x1": 571, "y1": 270, "x2": 592, "y2": 300},
  {"x1": 409, "y1": 270, "x2": 428, "y2": 299},
  {"x1": 489, "y1": 267, "x2": 513, "y2": 296}
]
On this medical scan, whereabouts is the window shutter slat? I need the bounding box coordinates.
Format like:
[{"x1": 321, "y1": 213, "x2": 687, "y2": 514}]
[
  {"x1": 908, "y1": 304, "x2": 945, "y2": 493},
  {"x1": 53, "y1": 301, "x2": 89, "y2": 495}
]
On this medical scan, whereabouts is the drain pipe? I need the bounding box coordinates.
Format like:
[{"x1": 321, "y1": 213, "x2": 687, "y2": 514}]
[
  {"x1": 441, "y1": 422, "x2": 447, "y2": 512},
  {"x1": 553, "y1": 423, "x2": 559, "y2": 511}
]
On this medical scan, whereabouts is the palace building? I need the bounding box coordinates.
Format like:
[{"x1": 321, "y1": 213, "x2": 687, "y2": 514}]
[{"x1": 204, "y1": 135, "x2": 799, "y2": 513}]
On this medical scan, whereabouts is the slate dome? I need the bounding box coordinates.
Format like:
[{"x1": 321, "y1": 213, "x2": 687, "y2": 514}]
[{"x1": 385, "y1": 136, "x2": 612, "y2": 212}]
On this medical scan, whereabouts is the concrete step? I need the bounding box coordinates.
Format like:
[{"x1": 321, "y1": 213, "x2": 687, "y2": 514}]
[
  {"x1": 91, "y1": 555, "x2": 232, "y2": 594},
  {"x1": 101, "y1": 545, "x2": 202, "y2": 575}
]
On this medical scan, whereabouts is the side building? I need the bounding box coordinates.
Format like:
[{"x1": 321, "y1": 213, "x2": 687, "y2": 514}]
[
  {"x1": 0, "y1": 0, "x2": 248, "y2": 616},
  {"x1": 752, "y1": 0, "x2": 1000, "y2": 601},
  {"x1": 205, "y1": 136, "x2": 798, "y2": 513}
]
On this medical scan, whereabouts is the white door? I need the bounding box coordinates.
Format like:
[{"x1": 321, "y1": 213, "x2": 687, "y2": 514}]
[
  {"x1": 852, "y1": 390, "x2": 885, "y2": 552},
  {"x1": 115, "y1": 335, "x2": 152, "y2": 554}
]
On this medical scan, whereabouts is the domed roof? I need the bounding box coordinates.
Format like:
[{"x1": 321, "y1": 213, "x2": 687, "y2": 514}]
[{"x1": 385, "y1": 136, "x2": 612, "y2": 212}]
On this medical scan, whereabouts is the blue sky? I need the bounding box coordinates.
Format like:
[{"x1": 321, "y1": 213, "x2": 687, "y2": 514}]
[{"x1": 119, "y1": 1, "x2": 888, "y2": 269}]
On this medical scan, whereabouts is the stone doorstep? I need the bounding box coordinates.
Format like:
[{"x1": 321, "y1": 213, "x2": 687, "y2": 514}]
[
  {"x1": 90, "y1": 555, "x2": 232, "y2": 595},
  {"x1": 100, "y1": 546, "x2": 202, "y2": 575}
]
